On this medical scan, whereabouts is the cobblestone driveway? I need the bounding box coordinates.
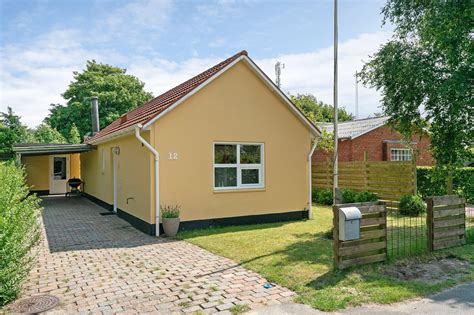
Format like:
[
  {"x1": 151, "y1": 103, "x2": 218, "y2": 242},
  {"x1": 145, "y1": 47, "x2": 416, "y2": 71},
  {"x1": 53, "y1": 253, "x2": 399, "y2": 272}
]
[{"x1": 21, "y1": 196, "x2": 295, "y2": 314}]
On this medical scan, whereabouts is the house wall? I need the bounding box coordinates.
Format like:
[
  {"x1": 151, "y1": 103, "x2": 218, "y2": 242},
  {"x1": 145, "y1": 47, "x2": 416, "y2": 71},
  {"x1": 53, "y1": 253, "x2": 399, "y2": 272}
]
[
  {"x1": 81, "y1": 134, "x2": 153, "y2": 224},
  {"x1": 22, "y1": 153, "x2": 81, "y2": 193},
  {"x1": 313, "y1": 126, "x2": 434, "y2": 166},
  {"x1": 150, "y1": 61, "x2": 313, "y2": 223},
  {"x1": 23, "y1": 155, "x2": 49, "y2": 191}
]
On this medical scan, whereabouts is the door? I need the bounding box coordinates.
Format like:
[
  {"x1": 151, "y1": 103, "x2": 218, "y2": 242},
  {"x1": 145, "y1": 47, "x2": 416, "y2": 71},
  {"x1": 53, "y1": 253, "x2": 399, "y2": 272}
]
[{"x1": 50, "y1": 155, "x2": 70, "y2": 194}]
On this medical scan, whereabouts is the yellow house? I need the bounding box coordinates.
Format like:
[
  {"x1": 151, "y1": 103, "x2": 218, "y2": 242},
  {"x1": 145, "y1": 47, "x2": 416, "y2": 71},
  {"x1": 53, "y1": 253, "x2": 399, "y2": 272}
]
[{"x1": 16, "y1": 51, "x2": 320, "y2": 236}]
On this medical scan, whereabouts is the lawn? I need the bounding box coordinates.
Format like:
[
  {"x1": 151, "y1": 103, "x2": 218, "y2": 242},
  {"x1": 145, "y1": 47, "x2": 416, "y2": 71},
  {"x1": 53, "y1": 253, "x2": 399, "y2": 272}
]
[{"x1": 179, "y1": 205, "x2": 474, "y2": 311}]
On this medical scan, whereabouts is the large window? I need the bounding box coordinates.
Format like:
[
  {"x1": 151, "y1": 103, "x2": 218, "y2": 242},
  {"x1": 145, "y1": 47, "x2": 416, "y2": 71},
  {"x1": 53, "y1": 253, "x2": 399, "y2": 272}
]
[
  {"x1": 391, "y1": 148, "x2": 412, "y2": 161},
  {"x1": 214, "y1": 143, "x2": 264, "y2": 189}
]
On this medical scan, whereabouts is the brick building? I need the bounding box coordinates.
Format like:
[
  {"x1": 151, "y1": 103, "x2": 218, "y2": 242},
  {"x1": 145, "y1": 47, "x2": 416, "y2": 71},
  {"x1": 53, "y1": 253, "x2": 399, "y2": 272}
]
[{"x1": 313, "y1": 117, "x2": 434, "y2": 166}]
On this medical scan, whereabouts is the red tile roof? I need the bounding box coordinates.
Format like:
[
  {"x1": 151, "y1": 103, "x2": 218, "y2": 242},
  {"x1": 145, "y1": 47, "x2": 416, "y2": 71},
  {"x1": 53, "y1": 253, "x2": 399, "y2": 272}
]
[{"x1": 86, "y1": 50, "x2": 248, "y2": 143}]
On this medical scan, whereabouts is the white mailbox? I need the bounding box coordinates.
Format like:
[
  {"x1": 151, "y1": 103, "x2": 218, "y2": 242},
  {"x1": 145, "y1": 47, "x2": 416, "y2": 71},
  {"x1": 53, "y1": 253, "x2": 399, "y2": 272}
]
[{"x1": 339, "y1": 207, "x2": 362, "y2": 241}]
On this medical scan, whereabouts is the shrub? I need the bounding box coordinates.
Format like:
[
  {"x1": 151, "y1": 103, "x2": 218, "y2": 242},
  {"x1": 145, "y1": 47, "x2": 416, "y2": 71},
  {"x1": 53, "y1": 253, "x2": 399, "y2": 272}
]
[
  {"x1": 311, "y1": 187, "x2": 318, "y2": 203},
  {"x1": 316, "y1": 189, "x2": 333, "y2": 205},
  {"x1": 355, "y1": 191, "x2": 378, "y2": 202},
  {"x1": 161, "y1": 204, "x2": 181, "y2": 218},
  {"x1": 341, "y1": 188, "x2": 357, "y2": 203},
  {"x1": 399, "y1": 195, "x2": 426, "y2": 216},
  {"x1": 0, "y1": 162, "x2": 42, "y2": 306},
  {"x1": 417, "y1": 166, "x2": 473, "y2": 203}
]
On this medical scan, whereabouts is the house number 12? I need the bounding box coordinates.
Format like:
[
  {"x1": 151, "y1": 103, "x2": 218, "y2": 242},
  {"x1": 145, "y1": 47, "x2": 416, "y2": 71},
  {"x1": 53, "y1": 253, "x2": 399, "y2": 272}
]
[{"x1": 168, "y1": 152, "x2": 178, "y2": 160}]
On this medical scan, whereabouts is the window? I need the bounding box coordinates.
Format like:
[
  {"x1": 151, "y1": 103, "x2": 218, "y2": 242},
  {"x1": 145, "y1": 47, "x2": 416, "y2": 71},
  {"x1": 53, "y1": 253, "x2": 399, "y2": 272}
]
[
  {"x1": 391, "y1": 148, "x2": 412, "y2": 161},
  {"x1": 53, "y1": 157, "x2": 67, "y2": 179},
  {"x1": 214, "y1": 143, "x2": 264, "y2": 189}
]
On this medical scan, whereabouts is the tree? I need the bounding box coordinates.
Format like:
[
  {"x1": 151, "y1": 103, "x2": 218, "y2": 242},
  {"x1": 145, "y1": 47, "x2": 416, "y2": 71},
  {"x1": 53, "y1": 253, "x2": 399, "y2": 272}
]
[
  {"x1": 68, "y1": 123, "x2": 81, "y2": 144},
  {"x1": 33, "y1": 123, "x2": 67, "y2": 144},
  {"x1": 290, "y1": 93, "x2": 354, "y2": 123},
  {"x1": 0, "y1": 107, "x2": 34, "y2": 156},
  {"x1": 46, "y1": 60, "x2": 153, "y2": 139},
  {"x1": 359, "y1": 1, "x2": 473, "y2": 192}
]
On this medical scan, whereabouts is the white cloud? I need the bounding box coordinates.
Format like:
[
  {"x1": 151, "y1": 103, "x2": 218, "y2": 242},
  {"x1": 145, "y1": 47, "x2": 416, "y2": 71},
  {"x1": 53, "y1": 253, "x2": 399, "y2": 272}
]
[
  {"x1": 0, "y1": 30, "x2": 389, "y2": 127},
  {"x1": 256, "y1": 32, "x2": 391, "y2": 118},
  {"x1": 105, "y1": 0, "x2": 173, "y2": 32}
]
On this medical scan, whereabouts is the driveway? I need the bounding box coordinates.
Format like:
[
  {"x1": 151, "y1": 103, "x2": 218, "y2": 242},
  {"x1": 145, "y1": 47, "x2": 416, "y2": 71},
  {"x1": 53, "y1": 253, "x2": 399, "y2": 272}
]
[{"x1": 20, "y1": 196, "x2": 295, "y2": 314}]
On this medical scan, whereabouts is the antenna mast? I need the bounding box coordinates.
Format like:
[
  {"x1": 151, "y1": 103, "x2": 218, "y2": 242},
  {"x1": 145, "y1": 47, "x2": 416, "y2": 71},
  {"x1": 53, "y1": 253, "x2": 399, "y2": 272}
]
[
  {"x1": 275, "y1": 61, "x2": 285, "y2": 88},
  {"x1": 355, "y1": 71, "x2": 359, "y2": 119}
]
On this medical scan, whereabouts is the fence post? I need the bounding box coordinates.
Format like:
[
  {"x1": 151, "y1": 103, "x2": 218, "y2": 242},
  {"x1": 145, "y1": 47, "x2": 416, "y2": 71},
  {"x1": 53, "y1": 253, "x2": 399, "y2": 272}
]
[
  {"x1": 333, "y1": 205, "x2": 340, "y2": 269},
  {"x1": 412, "y1": 154, "x2": 417, "y2": 195},
  {"x1": 364, "y1": 151, "x2": 369, "y2": 191},
  {"x1": 426, "y1": 197, "x2": 434, "y2": 251}
]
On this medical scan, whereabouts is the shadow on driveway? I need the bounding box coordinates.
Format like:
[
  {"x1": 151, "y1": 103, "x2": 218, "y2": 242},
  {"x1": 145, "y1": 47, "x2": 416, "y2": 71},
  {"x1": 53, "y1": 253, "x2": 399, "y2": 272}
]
[{"x1": 41, "y1": 196, "x2": 168, "y2": 252}]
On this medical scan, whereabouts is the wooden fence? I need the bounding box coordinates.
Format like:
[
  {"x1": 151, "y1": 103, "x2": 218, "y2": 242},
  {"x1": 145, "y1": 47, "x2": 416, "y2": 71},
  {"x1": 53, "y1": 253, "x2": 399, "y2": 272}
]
[
  {"x1": 313, "y1": 160, "x2": 416, "y2": 201},
  {"x1": 427, "y1": 195, "x2": 466, "y2": 251},
  {"x1": 333, "y1": 202, "x2": 387, "y2": 269}
]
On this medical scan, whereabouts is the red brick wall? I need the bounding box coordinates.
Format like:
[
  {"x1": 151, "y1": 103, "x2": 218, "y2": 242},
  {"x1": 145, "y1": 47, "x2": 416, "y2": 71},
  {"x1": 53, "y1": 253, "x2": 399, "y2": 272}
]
[{"x1": 313, "y1": 125, "x2": 434, "y2": 166}]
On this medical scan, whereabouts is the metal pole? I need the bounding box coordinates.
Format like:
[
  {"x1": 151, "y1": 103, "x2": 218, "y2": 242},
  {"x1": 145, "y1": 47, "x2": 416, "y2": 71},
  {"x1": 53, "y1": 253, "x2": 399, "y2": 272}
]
[
  {"x1": 333, "y1": 0, "x2": 340, "y2": 205},
  {"x1": 355, "y1": 71, "x2": 359, "y2": 119}
]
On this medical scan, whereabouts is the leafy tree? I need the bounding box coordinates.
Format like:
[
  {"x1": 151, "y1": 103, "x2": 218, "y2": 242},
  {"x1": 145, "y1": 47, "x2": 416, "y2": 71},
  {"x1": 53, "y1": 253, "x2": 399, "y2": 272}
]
[
  {"x1": 46, "y1": 60, "x2": 153, "y2": 139},
  {"x1": 0, "y1": 107, "x2": 34, "y2": 156},
  {"x1": 359, "y1": 0, "x2": 473, "y2": 192},
  {"x1": 33, "y1": 123, "x2": 67, "y2": 144},
  {"x1": 290, "y1": 93, "x2": 354, "y2": 123},
  {"x1": 68, "y1": 123, "x2": 81, "y2": 144}
]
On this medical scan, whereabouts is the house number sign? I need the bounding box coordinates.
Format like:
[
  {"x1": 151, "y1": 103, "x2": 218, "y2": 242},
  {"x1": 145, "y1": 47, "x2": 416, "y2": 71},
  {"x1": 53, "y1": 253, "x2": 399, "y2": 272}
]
[{"x1": 168, "y1": 152, "x2": 178, "y2": 160}]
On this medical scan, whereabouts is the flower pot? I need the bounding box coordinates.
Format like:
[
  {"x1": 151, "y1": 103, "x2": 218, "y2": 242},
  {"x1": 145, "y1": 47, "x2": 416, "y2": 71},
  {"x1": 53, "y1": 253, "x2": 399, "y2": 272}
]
[{"x1": 162, "y1": 217, "x2": 180, "y2": 237}]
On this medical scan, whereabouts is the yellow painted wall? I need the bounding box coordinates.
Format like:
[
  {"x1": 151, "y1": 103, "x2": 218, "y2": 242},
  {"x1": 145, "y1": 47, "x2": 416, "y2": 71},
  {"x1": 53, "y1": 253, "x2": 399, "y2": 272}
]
[
  {"x1": 70, "y1": 153, "x2": 81, "y2": 179},
  {"x1": 22, "y1": 153, "x2": 81, "y2": 192},
  {"x1": 23, "y1": 155, "x2": 49, "y2": 191},
  {"x1": 151, "y1": 61, "x2": 313, "y2": 222},
  {"x1": 81, "y1": 134, "x2": 153, "y2": 223}
]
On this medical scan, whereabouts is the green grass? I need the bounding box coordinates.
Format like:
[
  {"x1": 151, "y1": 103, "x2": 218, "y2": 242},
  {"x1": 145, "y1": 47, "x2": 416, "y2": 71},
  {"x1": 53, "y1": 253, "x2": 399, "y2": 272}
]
[{"x1": 179, "y1": 205, "x2": 474, "y2": 311}]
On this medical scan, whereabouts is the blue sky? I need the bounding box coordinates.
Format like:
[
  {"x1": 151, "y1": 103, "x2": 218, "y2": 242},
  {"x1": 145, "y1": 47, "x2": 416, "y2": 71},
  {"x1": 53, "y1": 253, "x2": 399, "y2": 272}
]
[{"x1": 0, "y1": 0, "x2": 392, "y2": 127}]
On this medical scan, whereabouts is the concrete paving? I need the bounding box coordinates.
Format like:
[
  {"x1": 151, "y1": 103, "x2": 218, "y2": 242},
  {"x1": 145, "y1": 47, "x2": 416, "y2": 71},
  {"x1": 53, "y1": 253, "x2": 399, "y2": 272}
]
[{"x1": 248, "y1": 282, "x2": 474, "y2": 315}]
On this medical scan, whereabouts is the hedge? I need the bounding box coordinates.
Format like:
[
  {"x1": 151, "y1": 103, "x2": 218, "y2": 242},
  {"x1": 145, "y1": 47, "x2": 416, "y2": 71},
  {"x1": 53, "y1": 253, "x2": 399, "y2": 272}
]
[
  {"x1": 0, "y1": 162, "x2": 42, "y2": 306},
  {"x1": 417, "y1": 166, "x2": 474, "y2": 203},
  {"x1": 312, "y1": 188, "x2": 378, "y2": 205}
]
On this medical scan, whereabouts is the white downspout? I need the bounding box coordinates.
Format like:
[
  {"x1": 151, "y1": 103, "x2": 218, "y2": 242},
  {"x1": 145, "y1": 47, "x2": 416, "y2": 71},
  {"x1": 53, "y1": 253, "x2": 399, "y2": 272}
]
[
  {"x1": 308, "y1": 140, "x2": 318, "y2": 219},
  {"x1": 135, "y1": 124, "x2": 160, "y2": 237},
  {"x1": 112, "y1": 148, "x2": 118, "y2": 213}
]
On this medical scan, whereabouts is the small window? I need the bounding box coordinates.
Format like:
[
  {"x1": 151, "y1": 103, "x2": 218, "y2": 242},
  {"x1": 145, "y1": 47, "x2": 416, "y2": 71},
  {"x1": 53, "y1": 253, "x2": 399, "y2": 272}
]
[
  {"x1": 53, "y1": 157, "x2": 67, "y2": 179},
  {"x1": 214, "y1": 143, "x2": 264, "y2": 189},
  {"x1": 391, "y1": 148, "x2": 412, "y2": 161}
]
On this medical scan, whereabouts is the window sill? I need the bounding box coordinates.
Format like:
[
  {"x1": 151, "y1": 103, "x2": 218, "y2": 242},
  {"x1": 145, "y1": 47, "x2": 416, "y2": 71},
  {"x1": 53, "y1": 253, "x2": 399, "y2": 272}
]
[{"x1": 213, "y1": 187, "x2": 266, "y2": 194}]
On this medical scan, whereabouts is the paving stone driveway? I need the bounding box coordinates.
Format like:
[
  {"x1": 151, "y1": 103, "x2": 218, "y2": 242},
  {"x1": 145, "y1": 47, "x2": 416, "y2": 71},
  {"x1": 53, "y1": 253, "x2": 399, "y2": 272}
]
[{"x1": 21, "y1": 196, "x2": 295, "y2": 314}]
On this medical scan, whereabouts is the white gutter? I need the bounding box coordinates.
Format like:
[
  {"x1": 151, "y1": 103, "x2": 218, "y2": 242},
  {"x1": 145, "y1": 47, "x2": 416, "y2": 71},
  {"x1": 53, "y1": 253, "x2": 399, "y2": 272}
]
[
  {"x1": 135, "y1": 124, "x2": 160, "y2": 237},
  {"x1": 308, "y1": 140, "x2": 318, "y2": 219}
]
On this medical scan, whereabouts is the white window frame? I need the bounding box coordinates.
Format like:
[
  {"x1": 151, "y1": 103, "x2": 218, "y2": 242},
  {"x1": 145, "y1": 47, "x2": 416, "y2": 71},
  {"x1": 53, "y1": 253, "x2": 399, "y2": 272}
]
[
  {"x1": 390, "y1": 148, "x2": 412, "y2": 161},
  {"x1": 213, "y1": 142, "x2": 265, "y2": 190}
]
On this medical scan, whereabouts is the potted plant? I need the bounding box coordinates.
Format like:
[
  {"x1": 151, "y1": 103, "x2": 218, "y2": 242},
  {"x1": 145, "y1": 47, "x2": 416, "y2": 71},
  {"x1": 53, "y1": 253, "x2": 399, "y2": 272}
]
[{"x1": 161, "y1": 204, "x2": 181, "y2": 237}]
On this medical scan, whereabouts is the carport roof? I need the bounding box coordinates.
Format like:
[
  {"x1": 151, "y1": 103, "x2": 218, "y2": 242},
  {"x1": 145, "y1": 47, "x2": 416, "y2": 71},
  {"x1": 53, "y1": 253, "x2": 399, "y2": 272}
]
[{"x1": 13, "y1": 143, "x2": 95, "y2": 156}]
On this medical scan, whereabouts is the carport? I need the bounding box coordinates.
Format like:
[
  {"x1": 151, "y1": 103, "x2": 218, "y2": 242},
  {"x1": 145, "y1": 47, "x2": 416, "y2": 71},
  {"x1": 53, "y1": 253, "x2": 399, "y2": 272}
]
[{"x1": 13, "y1": 143, "x2": 95, "y2": 195}]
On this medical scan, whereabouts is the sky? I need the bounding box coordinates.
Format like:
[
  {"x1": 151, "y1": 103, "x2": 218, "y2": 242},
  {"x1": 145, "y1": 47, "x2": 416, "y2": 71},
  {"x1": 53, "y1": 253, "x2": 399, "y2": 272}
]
[{"x1": 0, "y1": 0, "x2": 393, "y2": 128}]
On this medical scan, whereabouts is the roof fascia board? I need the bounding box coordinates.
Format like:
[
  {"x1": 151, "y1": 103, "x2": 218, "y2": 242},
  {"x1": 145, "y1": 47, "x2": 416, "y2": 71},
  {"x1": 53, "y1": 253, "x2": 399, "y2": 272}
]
[
  {"x1": 142, "y1": 55, "x2": 320, "y2": 137},
  {"x1": 241, "y1": 56, "x2": 320, "y2": 137},
  {"x1": 88, "y1": 125, "x2": 137, "y2": 145},
  {"x1": 142, "y1": 56, "x2": 246, "y2": 130}
]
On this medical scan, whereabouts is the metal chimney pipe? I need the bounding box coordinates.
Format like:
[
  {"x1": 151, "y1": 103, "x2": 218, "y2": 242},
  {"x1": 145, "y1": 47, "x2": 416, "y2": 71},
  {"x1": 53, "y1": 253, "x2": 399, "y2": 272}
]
[{"x1": 91, "y1": 96, "x2": 99, "y2": 135}]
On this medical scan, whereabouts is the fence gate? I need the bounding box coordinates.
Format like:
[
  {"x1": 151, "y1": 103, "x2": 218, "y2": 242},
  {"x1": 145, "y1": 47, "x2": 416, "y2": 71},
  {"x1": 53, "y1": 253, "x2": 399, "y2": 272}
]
[
  {"x1": 333, "y1": 202, "x2": 387, "y2": 269},
  {"x1": 427, "y1": 195, "x2": 466, "y2": 251}
]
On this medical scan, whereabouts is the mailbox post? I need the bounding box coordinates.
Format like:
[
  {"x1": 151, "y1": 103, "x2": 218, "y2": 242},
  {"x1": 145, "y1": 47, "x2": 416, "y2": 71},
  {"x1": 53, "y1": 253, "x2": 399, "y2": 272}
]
[{"x1": 339, "y1": 207, "x2": 362, "y2": 241}]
